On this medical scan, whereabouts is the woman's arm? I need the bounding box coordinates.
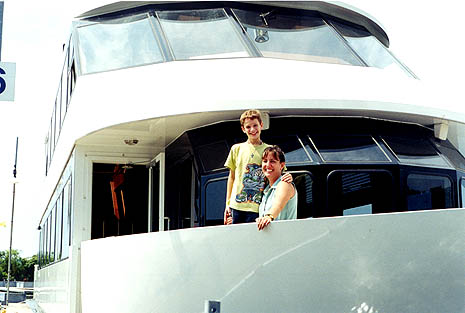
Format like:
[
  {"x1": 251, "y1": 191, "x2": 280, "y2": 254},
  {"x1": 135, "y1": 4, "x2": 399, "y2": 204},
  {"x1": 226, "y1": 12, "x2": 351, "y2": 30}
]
[{"x1": 257, "y1": 181, "x2": 295, "y2": 230}]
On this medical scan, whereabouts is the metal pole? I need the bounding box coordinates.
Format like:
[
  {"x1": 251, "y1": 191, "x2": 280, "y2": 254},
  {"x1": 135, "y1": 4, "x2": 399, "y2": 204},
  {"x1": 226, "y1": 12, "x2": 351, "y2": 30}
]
[
  {"x1": 6, "y1": 182, "x2": 16, "y2": 306},
  {"x1": 6, "y1": 137, "x2": 18, "y2": 306}
]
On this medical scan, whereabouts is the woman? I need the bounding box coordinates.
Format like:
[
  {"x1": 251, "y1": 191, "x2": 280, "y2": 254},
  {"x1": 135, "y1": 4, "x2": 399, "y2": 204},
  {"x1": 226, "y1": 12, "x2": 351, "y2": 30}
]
[{"x1": 256, "y1": 145, "x2": 297, "y2": 230}]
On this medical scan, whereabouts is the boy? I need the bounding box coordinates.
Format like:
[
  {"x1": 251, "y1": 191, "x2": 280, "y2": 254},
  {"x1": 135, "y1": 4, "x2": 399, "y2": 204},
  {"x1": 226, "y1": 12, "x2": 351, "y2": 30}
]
[{"x1": 224, "y1": 109, "x2": 290, "y2": 224}]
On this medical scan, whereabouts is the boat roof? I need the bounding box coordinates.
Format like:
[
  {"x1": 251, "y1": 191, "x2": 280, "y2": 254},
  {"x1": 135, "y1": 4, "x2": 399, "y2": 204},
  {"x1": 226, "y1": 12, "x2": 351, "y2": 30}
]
[{"x1": 75, "y1": 1, "x2": 390, "y2": 47}]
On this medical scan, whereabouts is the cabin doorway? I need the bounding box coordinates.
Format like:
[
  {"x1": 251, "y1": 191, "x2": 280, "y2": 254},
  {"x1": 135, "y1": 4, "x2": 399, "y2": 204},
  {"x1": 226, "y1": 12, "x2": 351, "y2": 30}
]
[{"x1": 91, "y1": 163, "x2": 149, "y2": 239}]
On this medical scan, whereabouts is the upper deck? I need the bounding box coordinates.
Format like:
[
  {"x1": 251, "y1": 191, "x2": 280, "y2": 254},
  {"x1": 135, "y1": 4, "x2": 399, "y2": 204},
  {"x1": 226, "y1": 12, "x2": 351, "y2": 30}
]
[
  {"x1": 44, "y1": 1, "x2": 465, "y2": 180},
  {"x1": 46, "y1": 1, "x2": 454, "y2": 168}
]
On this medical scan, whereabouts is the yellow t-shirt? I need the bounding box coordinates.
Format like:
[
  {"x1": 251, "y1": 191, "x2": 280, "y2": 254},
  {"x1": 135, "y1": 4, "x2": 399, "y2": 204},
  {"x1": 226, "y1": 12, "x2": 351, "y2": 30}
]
[{"x1": 224, "y1": 142, "x2": 270, "y2": 213}]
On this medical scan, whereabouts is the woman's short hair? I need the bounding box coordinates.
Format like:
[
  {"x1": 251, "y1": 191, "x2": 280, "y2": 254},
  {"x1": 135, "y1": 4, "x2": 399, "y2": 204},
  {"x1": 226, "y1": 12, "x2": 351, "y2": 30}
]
[{"x1": 262, "y1": 145, "x2": 285, "y2": 163}]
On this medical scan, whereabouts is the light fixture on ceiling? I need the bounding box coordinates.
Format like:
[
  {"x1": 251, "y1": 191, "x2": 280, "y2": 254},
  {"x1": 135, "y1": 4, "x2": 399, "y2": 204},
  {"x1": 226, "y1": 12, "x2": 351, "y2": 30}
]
[{"x1": 124, "y1": 138, "x2": 139, "y2": 146}]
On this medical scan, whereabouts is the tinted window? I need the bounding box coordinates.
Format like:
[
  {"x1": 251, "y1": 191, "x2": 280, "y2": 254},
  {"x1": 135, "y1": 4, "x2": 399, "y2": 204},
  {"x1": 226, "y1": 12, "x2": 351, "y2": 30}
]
[
  {"x1": 327, "y1": 170, "x2": 393, "y2": 216},
  {"x1": 157, "y1": 9, "x2": 248, "y2": 60},
  {"x1": 434, "y1": 140, "x2": 465, "y2": 171},
  {"x1": 61, "y1": 178, "x2": 71, "y2": 259},
  {"x1": 197, "y1": 141, "x2": 230, "y2": 172},
  {"x1": 263, "y1": 135, "x2": 312, "y2": 163},
  {"x1": 383, "y1": 136, "x2": 450, "y2": 167},
  {"x1": 233, "y1": 9, "x2": 363, "y2": 65},
  {"x1": 78, "y1": 14, "x2": 164, "y2": 74},
  {"x1": 55, "y1": 194, "x2": 63, "y2": 261},
  {"x1": 407, "y1": 174, "x2": 453, "y2": 210},
  {"x1": 329, "y1": 18, "x2": 415, "y2": 78},
  {"x1": 205, "y1": 177, "x2": 227, "y2": 225},
  {"x1": 311, "y1": 135, "x2": 389, "y2": 162},
  {"x1": 292, "y1": 172, "x2": 314, "y2": 218}
]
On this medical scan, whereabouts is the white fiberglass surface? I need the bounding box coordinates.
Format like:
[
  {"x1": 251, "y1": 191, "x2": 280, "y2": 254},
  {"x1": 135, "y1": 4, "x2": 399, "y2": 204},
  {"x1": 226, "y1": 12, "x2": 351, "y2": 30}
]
[
  {"x1": 80, "y1": 209, "x2": 465, "y2": 313},
  {"x1": 157, "y1": 9, "x2": 249, "y2": 60},
  {"x1": 77, "y1": 14, "x2": 164, "y2": 74}
]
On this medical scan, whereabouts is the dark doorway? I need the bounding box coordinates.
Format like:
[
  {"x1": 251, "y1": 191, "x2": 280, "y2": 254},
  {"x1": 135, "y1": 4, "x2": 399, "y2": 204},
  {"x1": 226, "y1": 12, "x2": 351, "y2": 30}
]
[{"x1": 91, "y1": 163, "x2": 149, "y2": 239}]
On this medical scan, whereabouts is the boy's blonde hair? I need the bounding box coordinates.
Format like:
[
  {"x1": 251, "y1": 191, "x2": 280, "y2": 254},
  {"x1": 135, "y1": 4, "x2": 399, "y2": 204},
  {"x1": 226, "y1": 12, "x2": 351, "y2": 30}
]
[{"x1": 240, "y1": 109, "x2": 262, "y2": 126}]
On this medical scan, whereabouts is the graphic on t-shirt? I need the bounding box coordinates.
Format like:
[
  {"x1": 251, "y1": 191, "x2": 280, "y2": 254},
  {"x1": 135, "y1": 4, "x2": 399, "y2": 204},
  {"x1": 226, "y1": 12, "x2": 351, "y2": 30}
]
[{"x1": 236, "y1": 164, "x2": 265, "y2": 204}]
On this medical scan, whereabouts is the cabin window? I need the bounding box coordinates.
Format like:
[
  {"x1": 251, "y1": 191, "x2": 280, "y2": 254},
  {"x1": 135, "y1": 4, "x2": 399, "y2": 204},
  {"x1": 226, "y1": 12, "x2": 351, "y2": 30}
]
[
  {"x1": 327, "y1": 170, "x2": 393, "y2": 216},
  {"x1": 310, "y1": 135, "x2": 389, "y2": 162},
  {"x1": 61, "y1": 177, "x2": 72, "y2": 259},
  {"x1": 406, "y1": 173, "x2": 453, "y2": 210},
  {"x1": 55, "y1": 194, "x2": 63, "y2": 261},
  {"x1": 196, "y1": 140, "x2": 230, "y2": 172},
  {"x1": 77, "y1": 13, "x2": 164, "y2": 74},
  {"x1": 204, "y1": 176, "x2": 227, "y2": 226},
  {"x1": 292, "y1": 172, "x2": 315, "y2": 218},
  {"x1": 328, "y1": 18, "x2": 415, "y2": 78},
  {"x1": 156, "y1": 9, "x2": 249, "y2": 60},
  {"x1": 262, "y1": 135, "x2": 313, "y2": 164},
  {"x1": 45, "y1": 218, "x2": 49, "y2": 264},
  {"x1": 383, "y1": 136, "x2": 450, "y2": 167},
  {"x1": 434, "y1": 139, "x2": 465, "y2": 171},
  {"x1": 50, "y1": 204, "x2": 56, "y2": 262},
  {"x1": 232, "y1": 9, "x2": 363, "y2": 66},
  {"x1": 60, "y1": 51, "x2": 69, "y2": 126}
]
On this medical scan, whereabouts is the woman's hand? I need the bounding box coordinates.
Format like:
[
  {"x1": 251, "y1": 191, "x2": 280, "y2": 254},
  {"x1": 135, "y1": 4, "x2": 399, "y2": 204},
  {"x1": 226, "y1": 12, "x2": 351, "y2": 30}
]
[{"x1": 256, "y1": 215, "x2": 273, "y2": 230}]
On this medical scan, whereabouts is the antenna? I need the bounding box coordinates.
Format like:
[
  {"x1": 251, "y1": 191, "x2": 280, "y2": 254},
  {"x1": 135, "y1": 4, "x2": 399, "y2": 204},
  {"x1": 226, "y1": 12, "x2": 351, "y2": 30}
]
[{"x1": 13, "y1": 136, "x2": 18, "y2": 177}]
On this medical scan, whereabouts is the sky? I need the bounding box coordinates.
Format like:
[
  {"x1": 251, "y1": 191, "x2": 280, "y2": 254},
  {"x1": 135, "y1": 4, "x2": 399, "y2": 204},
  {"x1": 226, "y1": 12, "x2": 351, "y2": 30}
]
[{"x1": 0, "y1": 0, "x2": 464, "y2": 258}]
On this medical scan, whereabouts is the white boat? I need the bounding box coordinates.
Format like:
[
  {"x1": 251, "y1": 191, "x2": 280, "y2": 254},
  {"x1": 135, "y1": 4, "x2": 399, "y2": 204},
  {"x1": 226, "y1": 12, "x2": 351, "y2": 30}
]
[{"x1": 33, "y1": 2, "x2": 465, "y2": 313}]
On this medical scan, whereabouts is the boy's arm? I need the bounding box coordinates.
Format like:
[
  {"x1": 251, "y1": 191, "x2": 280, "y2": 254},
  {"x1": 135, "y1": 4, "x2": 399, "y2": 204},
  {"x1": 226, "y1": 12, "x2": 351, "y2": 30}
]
[
  {"x1": 281, "y1": 172, "x2": 293, "y2": 183},
  {"x1": 224, "y1": 170, "x2": 235, "y2": 225}
]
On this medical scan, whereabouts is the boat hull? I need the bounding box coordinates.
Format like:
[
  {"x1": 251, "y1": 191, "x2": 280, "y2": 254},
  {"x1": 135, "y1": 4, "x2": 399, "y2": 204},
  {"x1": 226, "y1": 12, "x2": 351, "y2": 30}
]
[{"x1": 80, "y1": 208, "x2": 465, "y2": 313}]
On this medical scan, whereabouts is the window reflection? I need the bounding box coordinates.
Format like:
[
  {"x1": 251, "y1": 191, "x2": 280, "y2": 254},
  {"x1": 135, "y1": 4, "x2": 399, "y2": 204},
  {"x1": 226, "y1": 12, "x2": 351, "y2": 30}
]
[
  {"x1": 77, "y1": 14, "x2": 164, "y2": 74},
  {"x1": 407, "y1": 174, "x2": 453, "y2": 210},
  {"x1": 434, "y1": 140, "x2": 465, "y2": 171},
  {"x1": 328, "y1": 170, "x2": 393, "y2": 216},
  {"x1": 311, "y1": 135, "x2": 389, "y2": 162},
  {"x1": 329, "y1": 18, "x2": 415, "y2": 77},
  {"x1": 233, "y1": 9, "x2": 363, "y2": 65},
  {"x1": 383, "y1": 136, "x2": 450, "y2": 167},
  {"x1": 74, "y1": 6, "x2": 417, "y2": 76},
  {"x1": 205, "y1": 177, "x2": 227, "y2": 225},
  {"x1": 292, "y1": 172, "x2": 314, "y2": 218},
  {"x1": 262, "y1": 135, "x2": 312, "y2": 163},
  {"x1": 197, "y1": 140, "x2": 230, "y2": 172},
  {"x1": 157, "y1": 9, "x2": 249, "y2": 60}
]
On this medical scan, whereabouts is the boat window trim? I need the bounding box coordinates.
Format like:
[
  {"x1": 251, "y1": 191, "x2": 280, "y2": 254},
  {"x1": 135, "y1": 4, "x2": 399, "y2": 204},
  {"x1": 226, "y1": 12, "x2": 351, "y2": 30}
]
[
  {"x1": 324, "y1": 17, "x2": 368, "y2": 67},
  {"x1": 148, "y1": 11, "x2": 174, "y2": 61},
  {"x1": 149, "y1": 152, "x2": 166, "y2": 231},
  {"x1": 460, "y1": 176, "x2": 465, "y2": 208},
  {"x1": 227, "y1": 7, "x2": 263, "y2": 57}
]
